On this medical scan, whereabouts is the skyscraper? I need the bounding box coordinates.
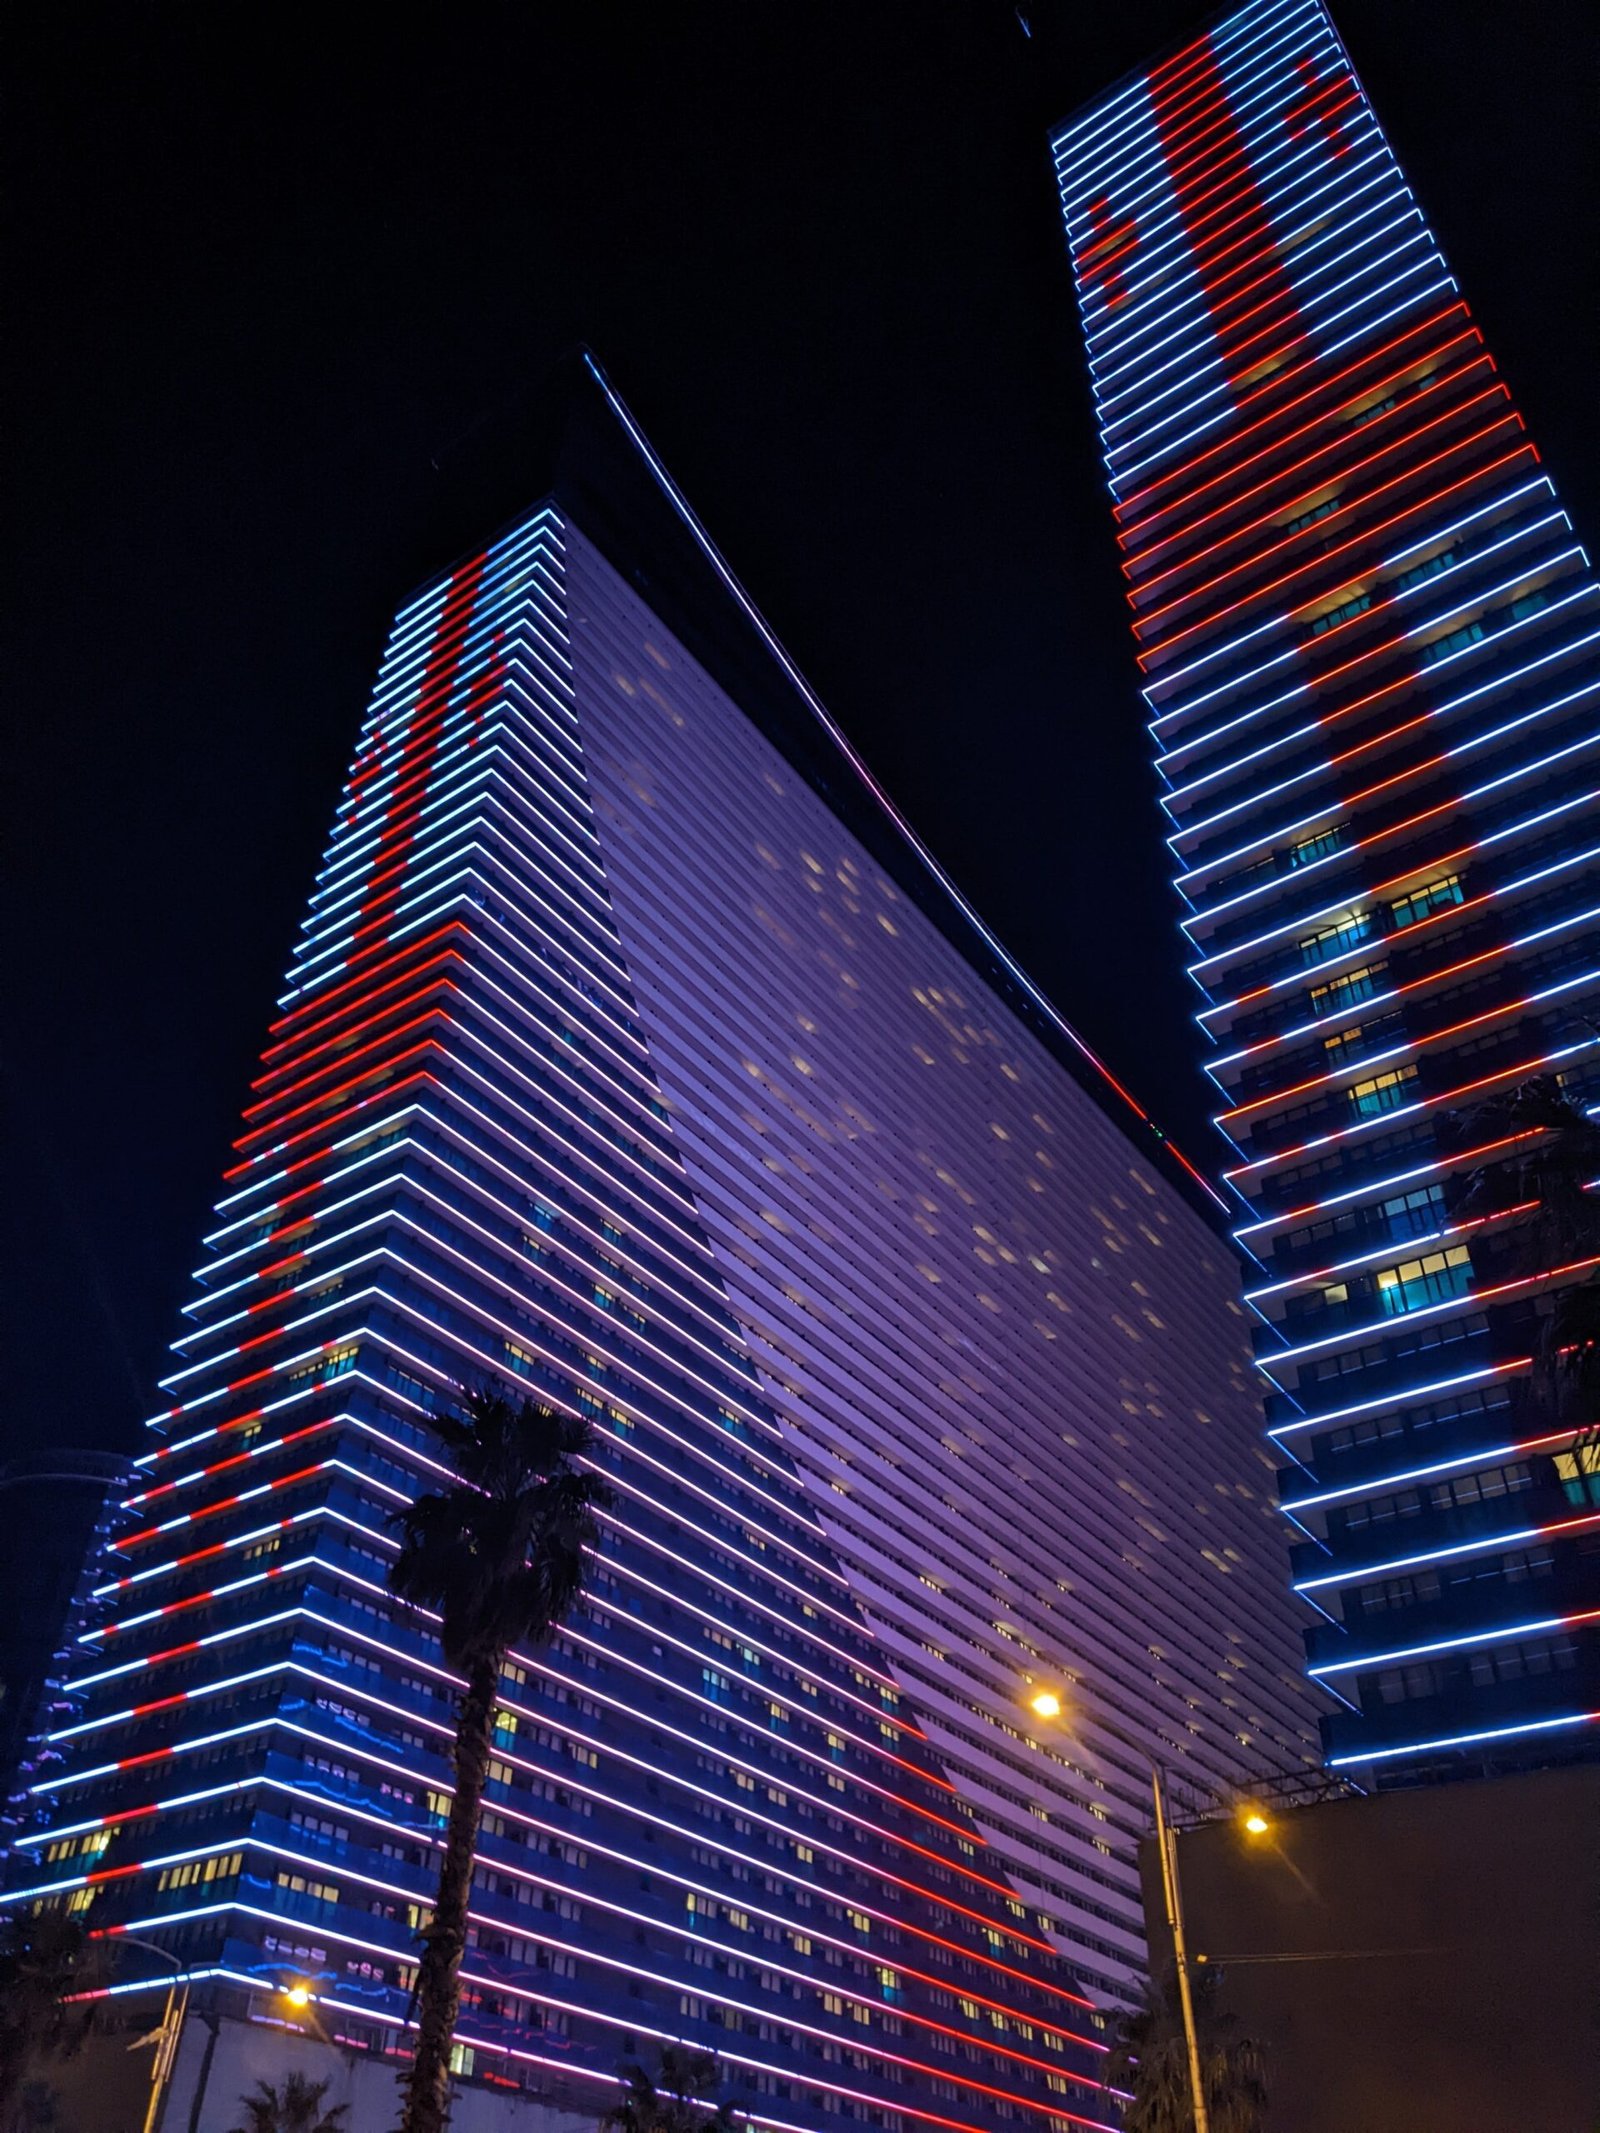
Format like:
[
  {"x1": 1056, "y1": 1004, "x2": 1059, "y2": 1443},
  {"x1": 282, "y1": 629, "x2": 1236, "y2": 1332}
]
[
  {"x1": 0, "y1": 1451, "x2": 134, "y2": 1839},
  {"x1": 1052, "y1": 0, "x2": 1600, "y2": 1782},
  {"x1": 3, "y1": 359, "x2": 1317, "y2": 2129}
]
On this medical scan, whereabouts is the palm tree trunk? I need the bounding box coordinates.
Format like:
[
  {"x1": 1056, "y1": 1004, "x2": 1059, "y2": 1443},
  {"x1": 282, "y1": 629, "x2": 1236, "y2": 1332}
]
[{"x1": 398, "y1": 1651, "x2": 500, "y2": 2133}]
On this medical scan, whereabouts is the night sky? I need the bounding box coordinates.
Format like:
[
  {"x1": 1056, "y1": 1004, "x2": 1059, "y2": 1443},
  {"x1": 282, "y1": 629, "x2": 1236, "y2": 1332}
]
[{"x1": 7, "y1": 2, "x2": 1596, "y2": 1464}]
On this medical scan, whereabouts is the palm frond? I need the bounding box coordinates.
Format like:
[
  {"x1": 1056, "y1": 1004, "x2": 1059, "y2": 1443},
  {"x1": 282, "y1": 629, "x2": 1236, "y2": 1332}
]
[
  {"x1": 389, "y1": 1389, "x2": 611, "y2": 1670},
  {"x1": 1107, "y1": 1966, "x2": 1267, "y2": 2133},
  {"x1": 227, "y1": 2071, "x2": 348, "y2": 2133}
]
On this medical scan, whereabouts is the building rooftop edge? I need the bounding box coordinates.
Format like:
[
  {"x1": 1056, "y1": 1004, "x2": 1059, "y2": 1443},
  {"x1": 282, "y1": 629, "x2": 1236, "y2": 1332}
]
[{"x1": 407, "y1": 347, "x2": 1231, "y2": 1232}]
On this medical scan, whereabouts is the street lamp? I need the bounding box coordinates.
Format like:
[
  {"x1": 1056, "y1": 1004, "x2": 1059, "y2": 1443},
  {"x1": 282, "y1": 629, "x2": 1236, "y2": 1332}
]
[
  {"x1": 113, "y1": 1935, "x2": 188, "y2": 2133},
  {"x1": 1241, "y1": 1809, "x2": 1271, "y2": 1838},
  {"x1": 1151, "y1": 1769, "x2": 1212, "y2": 2133},
  {"x1": 1021, "y1": 1685, "x2": 1210, "y2": 2123}
]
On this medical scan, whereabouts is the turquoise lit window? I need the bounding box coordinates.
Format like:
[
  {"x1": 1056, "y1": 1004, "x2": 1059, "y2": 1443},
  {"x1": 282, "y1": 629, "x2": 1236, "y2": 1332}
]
[
  {"x1": 1393, "y1": 547, "x2": 1457, "y2": 593},
  {"x1": 1349, "y1": 1064, "x2": 1418, "y2": 1118},
  {"x1": 1376, "y1": 1243, "x2": 1471, "y2": 1315},
  {"x1": 1309, "y1": 591, "x2": 1371, "y2": 636},
  {"x1": 1390, "y1": 875, "x2": 1464, "y2": 930},
  {"x1": 1555, "y1": 1445, "x2": 1600, "y2": 1506},
  {"x1": 1420, "y1": 619, "x2": 1485, "y2": 665},
  {"x1": 1301, "y1": 913, "x2": 1371, "y2": 967},
  {"x1": 1289, "y1": 824, "x2": 1346, "y2": 869}
]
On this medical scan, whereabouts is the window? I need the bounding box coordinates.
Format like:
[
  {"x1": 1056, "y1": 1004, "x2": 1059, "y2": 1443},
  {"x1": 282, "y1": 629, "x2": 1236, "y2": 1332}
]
[
  {"x1": 1290, "y1": 825, "x2": 1347, "y2": 868},
  {"x1": 275, "y1": 1870, "x2": 339, "y2": 1906},
  {"x1": 1329, "y1": 1412, "x2": 1405, "y2": 1455},
  {"x1": 1390, "y1": 875, "x2": 1464, "y2": 929},
  {"x1": 1309, "y1": 589, "x2": 1372, "y2": 635},
  {"x1": 1469, "y1": 1634, "x2": 1577, "y2": 1687},
  {"x1": 159, "y1": 1851, "x2": 242, "y2": 1893},
  {"x1": 1350, "y1": 1064, "x2": 1418, "y2": 1119},
  {"x1": 1310, "y1": 962, "x2": 1385, "y2": 1016},
  {"x1": 1323, "y1": 1024, "x2": 1373, "y2": 1067},
  {"x1": 1420, "y1": 619, "x2": 1486, "y2": 665},
  {"x1": 1359, "y1": 1570, "x2": 1441, "y2": 1615},
  {"x1": 1392, "y1": 547, "x2": 1456, "y2": 593},
  {"x1": 1284, "y1": 496, "x2": 1339, "y2": 534},
  {"x1": 1345, "y1": 1487, "x2": 1422, "y2": 1531},
  {"x1": 1301, "y1": 913, "x2": 1371, "y2": 967},
  {"x1": 1377, "y1": 1661, "x2": 1443, "y2": 1704},
  {"x1": 1376, "y1": 1244, "x2": 1471, "y2": 1315},
  {"x1": 1380, "y1": 1183, "x2": 1446, "y2": 1239},
  {"x1": 1555, "y1": 1444, "x2": 1600, "y2": 1507},
  {"x1": 289, "y1": 1344, "x2": 356, "y2": 1383},
  {"x1": 1502, "y1": 1546, "x2": 1557, "y2": 1585},
  {"x1": 1431, "y1": 1460, "x2": 1533, "y2": 1509}
]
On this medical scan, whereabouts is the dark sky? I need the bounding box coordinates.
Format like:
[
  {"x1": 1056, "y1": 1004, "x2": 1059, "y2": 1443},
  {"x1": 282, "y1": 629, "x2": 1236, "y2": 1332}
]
[{"x1": 7, "y1": 2, "x2": 1596, "y2": 1463}]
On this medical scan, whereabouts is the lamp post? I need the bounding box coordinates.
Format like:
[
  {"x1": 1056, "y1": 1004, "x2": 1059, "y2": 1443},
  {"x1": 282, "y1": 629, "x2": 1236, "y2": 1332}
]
[
  {"x1": 115, "y1": 1936, "x2": 188, "y2": 2133},
  {"x1": 1023, "y1": 1682, "x2": 1257, "y2": 2133},
  {"x1": 1151, "y1": 1767, "x2": 1211, "y2": 2133}
]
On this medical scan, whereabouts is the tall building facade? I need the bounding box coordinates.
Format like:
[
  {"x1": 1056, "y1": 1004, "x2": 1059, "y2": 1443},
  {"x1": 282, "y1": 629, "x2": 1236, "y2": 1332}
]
[
  {"x1": 1052, "y1": 0, "x2": 1600, "y2": 1782},
  {"x1": 0, "y1": 1451, "x2": 133, "y2": 1843},
  {"x1": 3, "y1": 362, "x2": 1317, "y2": 2129}
]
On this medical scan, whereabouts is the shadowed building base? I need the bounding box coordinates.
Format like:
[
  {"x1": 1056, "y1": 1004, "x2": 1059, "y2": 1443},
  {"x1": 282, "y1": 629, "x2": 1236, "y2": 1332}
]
[{"x1": 1140, "y1": 1764, "x2": 1600, "y2": 2133}]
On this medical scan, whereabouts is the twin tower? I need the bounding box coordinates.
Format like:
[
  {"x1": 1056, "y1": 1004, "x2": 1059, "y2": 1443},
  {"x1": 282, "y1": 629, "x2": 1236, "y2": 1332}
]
[{"x1": 8, "y1": 5, "x2": 1595, "y2": 2130}]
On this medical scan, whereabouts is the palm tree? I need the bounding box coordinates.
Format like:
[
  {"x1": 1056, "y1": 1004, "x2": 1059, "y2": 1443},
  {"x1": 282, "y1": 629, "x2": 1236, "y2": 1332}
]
[
  {"x1": 1107, "y1": 1965, "x2": 1267, "y2": 2133},
  {"x1": 228, "y1": 2072, "x2": 348, "y2": 2133},
  {"x1": 387, "y1": 1390, "x2": 610, "y2": 2133},
  {"x1": 601, "y1": 2044, "x2": 743, "y2": 2133},
  {"x1": 0, "y1": 1911, "x2": 105, "y2": 2123}
]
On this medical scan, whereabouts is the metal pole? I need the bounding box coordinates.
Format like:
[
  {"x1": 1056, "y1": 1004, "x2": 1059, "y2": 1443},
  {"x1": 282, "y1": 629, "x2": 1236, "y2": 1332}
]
[
  {"x1": 1152, "y1": 1767, "x2": 1211, "y2": 2133},
  {"x1": 119, "y1": 1940, "x2": 187, "y2": 2133}
]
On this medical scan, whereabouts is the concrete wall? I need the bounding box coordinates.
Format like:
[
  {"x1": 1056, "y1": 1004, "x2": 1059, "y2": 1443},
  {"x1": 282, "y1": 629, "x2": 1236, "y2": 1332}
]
[
  {"x1": 1141, "y1": 1765, "x2": 1600, "y2": 2132},
  {"x1": 161, "y1": 2015, "x2": 600, "y2": 2133},
  {"x1": 23, "y1": 2003, "x2": 601, "y2": 2133}
]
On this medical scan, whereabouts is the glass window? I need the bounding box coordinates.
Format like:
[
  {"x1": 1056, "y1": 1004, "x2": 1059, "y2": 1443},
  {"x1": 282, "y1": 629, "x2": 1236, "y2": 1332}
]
[
  {"x1": 1309, "y1": 590, "x2": 1372, "y2": 636},
  {"x1": 1290, "y1": 824, "x2": 1347, "y2": 868},
  {"x1": 1389, "y1": 875, "x2": 1465, "y2": 929},
  {"x1": 1310, "y1": 961, "x2": 1386, "y2": 1016},
  {"x1": 1421, "y1": 619, "x2": 1485, "y2": 664},
  {"x1": 1349, "y1": 1064, "x2": 1419, "y2": 1119},
  {"x1": 1392, "y1": 547, "x2": 1457, "y2": 593},
  {"x1": 1301, "y1": 913, "x2": 1372, "y2": 967},
  {"x1": 1381, "y1": 1183, "x2": 1445, "y2": 1239},
  {"x1": 1376, "y1": 1243, "x2": 1471, "y2": 1315},
  {"x1": 1554, "y1": 1445, "x2": 1600, "y2": 1506}
]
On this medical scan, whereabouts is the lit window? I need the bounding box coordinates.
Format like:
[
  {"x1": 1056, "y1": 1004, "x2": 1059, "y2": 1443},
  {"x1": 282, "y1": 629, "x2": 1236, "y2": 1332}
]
[
  {"x1": 1389, "y1": 874, "x2": 1464, "y2": 929},
  {"x1": 1420, "y1": 619, "x2": 1486, "y2": 665},
  {"x1": 1289, "y1": 824, "x2": 1346, "y2": 868},
  {"x1": 1376, "y1": 1244, "x2": 1471, "y2": 1315},
  {"x1": 1348, "y1": 1064, "x2": 1418, "y2": 1118},
  {"x1": 1308, "y1": 588, "x2": 1372, "y2": 635},
  {"x1": 1300, "y1": 913, "x2": 1371, "y2": 967},
  {"x1": 1310, "y1": 961, "x2": 1385, "y2": 1016}
]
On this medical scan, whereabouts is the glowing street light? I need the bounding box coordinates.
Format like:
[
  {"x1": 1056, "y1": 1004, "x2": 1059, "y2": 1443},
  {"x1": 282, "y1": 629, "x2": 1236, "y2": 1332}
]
[
  {"x1": 1015, "y1": 1689, "x2": 1223, "y2": 2129},
  {"x1": 1242, "y1": 1809, "x2": 1272, "y2": 1837},
  {"x1": 283, "y1": 1983, "x2": 313, "y2": 2009}
]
